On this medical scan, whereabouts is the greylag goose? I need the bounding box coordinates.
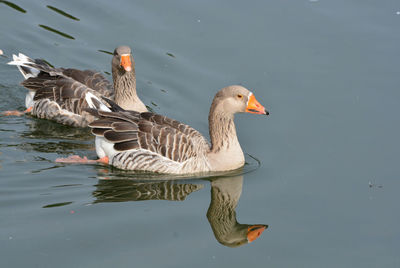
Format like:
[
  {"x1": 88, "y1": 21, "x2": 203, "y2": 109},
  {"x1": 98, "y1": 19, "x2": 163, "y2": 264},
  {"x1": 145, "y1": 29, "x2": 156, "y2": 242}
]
[
  {"x1": 57, "y1": 85, "x2": 268, "y2": 173},
  {"x1": 5, "y1": 46, "x2": 146, "y2": 127},
  {"x1": 207, "y1": 175, "x2": 267, "y2": 247}
]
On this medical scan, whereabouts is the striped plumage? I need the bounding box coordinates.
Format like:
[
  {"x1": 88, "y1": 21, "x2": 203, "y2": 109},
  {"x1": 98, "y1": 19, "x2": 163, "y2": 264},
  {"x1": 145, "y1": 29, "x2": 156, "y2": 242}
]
[
  {"x1": 7, "y1": 46, "x2": 146, "y2": 127},
  {"x1": 85, "y1": 85, "x2": 268, "y2": 174}
]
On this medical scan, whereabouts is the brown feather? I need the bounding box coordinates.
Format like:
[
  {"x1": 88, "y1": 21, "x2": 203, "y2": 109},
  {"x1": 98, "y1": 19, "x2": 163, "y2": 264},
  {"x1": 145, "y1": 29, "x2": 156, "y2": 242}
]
[
  {"x1": 92, "y1": 128, "x2": 108, "y2": 136},
  {"x1": 104, "y1": 130, "x2": 138, "y2": 142},
  {"x1": 138, "y1": 121, "x2": 153, "y2": 133},
  {"x1": 89, "y1": 118, "x2": 120, "y2": 128},
  {"x1": 112, "y1": 122, "x2": 138, "y2": 132},
  {"x1": 61, "y1": 69, "x2": 113, "y2": 96},
  {"x1": 114, "y1": 140, "x2": 140, "y2": 151},
  {"x1": 138, "y1": 133, "x2": 149, "y2": 150}
]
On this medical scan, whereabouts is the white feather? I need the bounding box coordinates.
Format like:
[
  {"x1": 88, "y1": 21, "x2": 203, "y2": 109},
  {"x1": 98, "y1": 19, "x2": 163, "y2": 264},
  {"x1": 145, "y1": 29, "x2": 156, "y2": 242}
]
[
  {"x1": 25, "y1": 91, "x2": 36, "y2": 108},
  {"x1": 8, "y1": 53, "x2": 40, "y2": 79},
  {"x1": 95, "y1": 136, "x2": 116, "y2": 159},
  {"x1": 85, "y1": 92, "x2": 110, "y2": 112}
]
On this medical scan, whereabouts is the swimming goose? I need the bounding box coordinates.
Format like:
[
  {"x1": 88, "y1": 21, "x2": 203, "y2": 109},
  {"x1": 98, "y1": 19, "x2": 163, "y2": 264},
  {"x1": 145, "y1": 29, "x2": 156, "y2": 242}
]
[
  {"x1": 66, "y1": 85, "x2": 268, "y2": 174},
  {"x1": 207, "y1": 175, "x2": 267, "y2": 247},
  {"x1": 5, "y1": 46, "x2": 147, "y2": 127}
]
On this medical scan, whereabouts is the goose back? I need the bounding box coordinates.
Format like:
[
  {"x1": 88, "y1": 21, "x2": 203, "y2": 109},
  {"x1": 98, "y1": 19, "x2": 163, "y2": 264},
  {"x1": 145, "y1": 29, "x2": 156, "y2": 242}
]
[{"x1": 23, "y1": 71, "x2": 111, "y2": 127}]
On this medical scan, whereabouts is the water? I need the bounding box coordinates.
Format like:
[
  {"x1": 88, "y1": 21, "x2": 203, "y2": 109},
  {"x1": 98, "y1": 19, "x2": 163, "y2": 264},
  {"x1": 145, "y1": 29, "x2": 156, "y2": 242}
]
[{"x1": 1, "y1": 0, "x2": 400, "y2": 267}]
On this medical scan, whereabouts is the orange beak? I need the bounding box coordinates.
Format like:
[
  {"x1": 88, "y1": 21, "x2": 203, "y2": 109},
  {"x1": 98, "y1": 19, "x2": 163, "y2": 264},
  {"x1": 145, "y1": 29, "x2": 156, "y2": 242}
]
[
  {"x1": 247, "y1": 224, "x2": 268, "y2": 243},
  {"x1": 246, "y1": 93, "x2": 269, "y2": 115},
  {"x1": 120, "y1": 54, "x2": 132, "y2": 72}
]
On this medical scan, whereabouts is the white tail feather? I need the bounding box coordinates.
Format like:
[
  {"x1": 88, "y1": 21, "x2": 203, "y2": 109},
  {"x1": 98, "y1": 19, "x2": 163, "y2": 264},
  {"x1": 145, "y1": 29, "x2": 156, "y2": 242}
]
[
  {"x1": 8, "y1": 53, "x2": 40, "y2": 79},
  {"x1": 8, "y1": 53, "x2": 33, "y2": 66}
]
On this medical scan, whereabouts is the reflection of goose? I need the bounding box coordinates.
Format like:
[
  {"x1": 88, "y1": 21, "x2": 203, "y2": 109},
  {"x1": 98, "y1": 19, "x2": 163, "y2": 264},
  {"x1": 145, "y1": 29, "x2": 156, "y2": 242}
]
[
  {"x1": 83, "y1": 85, "x2": 268, "y2": 173},
  {"x1": 92, "y1": 179, "x2": 203, "y2": 203},
  {"x1": 6, "y1": 46, "x2": 146, "y2": 126},
  {"x1": 21, "y1": 118, "x2": 93, "y2": 141},
  {"x1": 91, "y1": 173, "x2": 268, "y2": 247},
  {"x1": 207, "y1": 175, "x2": 267, "y2": 247}
]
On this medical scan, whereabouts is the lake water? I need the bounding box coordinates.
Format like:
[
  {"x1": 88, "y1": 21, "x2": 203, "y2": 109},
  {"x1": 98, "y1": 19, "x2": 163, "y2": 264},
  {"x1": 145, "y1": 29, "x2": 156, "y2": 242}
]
[{"x1": 1, "y1": 0, "x2": 399, "y2": 267}]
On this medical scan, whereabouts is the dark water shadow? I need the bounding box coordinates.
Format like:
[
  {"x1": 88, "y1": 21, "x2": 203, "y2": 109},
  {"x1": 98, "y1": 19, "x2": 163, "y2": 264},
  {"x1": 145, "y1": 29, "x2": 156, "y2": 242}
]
[
  {"x1": 43, "y1": 201, "x2": 73, "y2": 208},
  {"x1": 11, "y1": 141, "x2": 93, "y2": 154},
  {"x1": 39, "y1": 24, "x2": 75, "y2": 40},
  {"x1": 0, "y1": 0, "x2": 26, "y2": 13},
  {"x1": 0, "y1": 117, "x2": 95, "y2": 173},
  {"x1": 98, "y1": 50, "x2": 113, "y2": 56},
  {"x1": 46, "y1": 5, "x2": 80, "y2": 21},
  {"x1": 91, "y1": 170, "x2": 268, "y2": 247},
  {"x1": 11, "y1": 117, "x2": 95, "y2": 155},
  {"x1": 20, "y1": 117, "x2": 93, "y2": 141}
]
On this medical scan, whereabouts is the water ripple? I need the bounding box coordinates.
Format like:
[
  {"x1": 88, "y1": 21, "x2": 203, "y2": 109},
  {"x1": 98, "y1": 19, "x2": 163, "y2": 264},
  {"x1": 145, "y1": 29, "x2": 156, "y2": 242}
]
[
  {"x1": 46, "y1": 5, "x2": 80, "y2": 21},
  {"x1": 0, "y1": 0, "x2": 26, "y2": 13},
  {"x1": 38, "y1": 24, "x2": 75, "y2": 40}
]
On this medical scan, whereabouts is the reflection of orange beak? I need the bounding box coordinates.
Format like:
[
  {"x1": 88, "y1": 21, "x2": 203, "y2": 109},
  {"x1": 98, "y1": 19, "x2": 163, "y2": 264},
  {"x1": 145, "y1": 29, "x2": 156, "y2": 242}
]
[
  {"x1": 120, "y1": 54, "x2": 132, "y2": 72},
  {"x1": 247, "y1": 224, "x2": 268, "y2": 243},
  {"x1": 246, "y1": 93, "x2": 269, "y2": 115}
]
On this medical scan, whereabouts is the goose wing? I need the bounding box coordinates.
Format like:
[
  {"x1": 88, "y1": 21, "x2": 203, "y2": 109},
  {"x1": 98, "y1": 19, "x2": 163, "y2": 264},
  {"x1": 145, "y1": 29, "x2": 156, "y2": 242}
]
[
  {"x1": 22, "y1": 74, "x2": 105, "y2": 115},
  {"x1": 140, "y1": 112, "x2": 210, "y2": 149},
  {"x1": 88, "y1": 110, "x2": 210, "y2": 163},
  {"x1": 60, "y1": 68, "x2": 113, "y2": 97}
]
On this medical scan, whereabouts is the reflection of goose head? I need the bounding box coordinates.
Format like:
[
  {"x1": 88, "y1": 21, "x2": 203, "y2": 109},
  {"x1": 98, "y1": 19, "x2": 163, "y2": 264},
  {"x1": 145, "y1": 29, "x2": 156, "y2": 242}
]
[{"x1": 207, "y1": 175, "x2": 267, "y2": 247}]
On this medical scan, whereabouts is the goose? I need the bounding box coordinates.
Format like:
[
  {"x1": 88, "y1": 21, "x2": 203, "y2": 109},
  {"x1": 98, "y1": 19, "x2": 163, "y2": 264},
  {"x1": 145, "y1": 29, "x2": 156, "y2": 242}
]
[
  {"x1": 56, "y1": 85, "x2": 268, "y2": 173},
  {"x1": 207, "y1": 175, "x2": 267, "y2": 247},
  {"x1": 4, "y1": 46, "x2": 147, "y2": 127}
]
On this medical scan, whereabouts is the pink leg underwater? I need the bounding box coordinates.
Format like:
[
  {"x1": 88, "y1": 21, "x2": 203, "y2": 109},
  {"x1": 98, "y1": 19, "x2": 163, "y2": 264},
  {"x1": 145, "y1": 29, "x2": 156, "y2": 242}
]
[
  {"x1": 55, "y1": 155, "x2": 109, "y2": 165},
  {"x1": 2, "y1": 107, "x2": 32, "y2": 116}
]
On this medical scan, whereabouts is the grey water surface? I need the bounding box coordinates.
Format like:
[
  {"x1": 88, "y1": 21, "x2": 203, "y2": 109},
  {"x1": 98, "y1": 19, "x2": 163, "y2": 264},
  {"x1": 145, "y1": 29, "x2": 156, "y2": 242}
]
[{"x1": 1, "y1": 0, "x2": 399, "y2": 267}]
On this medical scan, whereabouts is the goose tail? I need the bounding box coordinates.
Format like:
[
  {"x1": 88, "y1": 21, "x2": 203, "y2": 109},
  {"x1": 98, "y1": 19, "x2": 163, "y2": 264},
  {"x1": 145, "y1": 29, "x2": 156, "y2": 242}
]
[{"x1": 8, "y1": 53, "x2": 51, "y2": 79}]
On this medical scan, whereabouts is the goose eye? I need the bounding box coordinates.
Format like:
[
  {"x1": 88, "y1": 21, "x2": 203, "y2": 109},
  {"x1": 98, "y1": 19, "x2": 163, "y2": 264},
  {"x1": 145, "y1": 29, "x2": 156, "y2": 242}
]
[{"x1": 237, "y1": 94, "x2": 243, "y2": 99}]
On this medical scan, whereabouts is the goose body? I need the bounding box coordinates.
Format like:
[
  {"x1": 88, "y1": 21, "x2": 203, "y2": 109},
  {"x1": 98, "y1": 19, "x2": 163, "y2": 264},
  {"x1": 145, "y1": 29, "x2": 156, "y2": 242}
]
[
  {"x1": 7, "y1": 46, "x2": 146, "y2": 127},
  {"x1": 86, "y1": 85, "x2": 268, "y2": 174}
]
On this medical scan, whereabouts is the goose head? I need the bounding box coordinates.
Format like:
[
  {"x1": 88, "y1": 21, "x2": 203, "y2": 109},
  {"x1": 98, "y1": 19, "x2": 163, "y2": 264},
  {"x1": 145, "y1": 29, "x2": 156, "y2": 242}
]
[
  {"x1": 112, "y1": 45, "x2": 135, "y2": 74},
  {"x1": 211, "y1": 85, "x2": 269, "y2": 116}
]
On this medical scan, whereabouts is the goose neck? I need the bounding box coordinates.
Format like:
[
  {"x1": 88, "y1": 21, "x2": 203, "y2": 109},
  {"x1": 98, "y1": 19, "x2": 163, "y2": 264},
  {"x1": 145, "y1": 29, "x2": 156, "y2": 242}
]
[
  {"x1": 208, "y1": 106, "x2": 240, "y2": 154},
  {"x1": 112, "y1": 69, "x2": 141, "y2": 110}
]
